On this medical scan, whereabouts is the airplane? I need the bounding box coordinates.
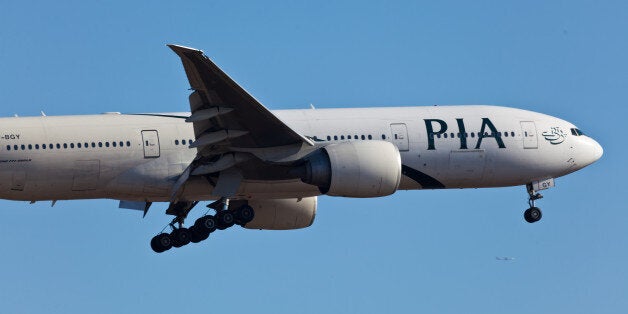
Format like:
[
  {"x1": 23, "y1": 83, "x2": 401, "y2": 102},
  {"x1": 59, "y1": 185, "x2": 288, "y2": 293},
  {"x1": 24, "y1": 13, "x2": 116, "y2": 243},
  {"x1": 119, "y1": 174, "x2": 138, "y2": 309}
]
[
  {"x1": 495, "y1": 257, "x2": 516, "y2": 261},
  {"x1": 0, "y1": 45, "x2": 603, "y2": 253}
]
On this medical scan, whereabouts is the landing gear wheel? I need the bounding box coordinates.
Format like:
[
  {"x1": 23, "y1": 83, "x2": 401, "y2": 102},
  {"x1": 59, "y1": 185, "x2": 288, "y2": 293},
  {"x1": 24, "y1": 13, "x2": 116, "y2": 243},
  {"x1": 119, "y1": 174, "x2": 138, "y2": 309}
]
[
  {"x1": 215, "y1": 210, "x2": 235, "y2": 230},
  {"x1": 524, "y1": 207, "x2": 542, "y2": 223},
  {"x1": 234, "y1": 205, "x2": 255, "y2": 226},
  {"x1": 150, "y1": 233, "x2": 172, "y2": 253},
  {"x1": 194, "y1": 215, "x2": 217, "y2": 234},
  {"x1": 189, "y1": 226, "x2": 209, "y2": 243},
  {"x1": 170, "y1": 228, "x2": 192, "y2": 247}
]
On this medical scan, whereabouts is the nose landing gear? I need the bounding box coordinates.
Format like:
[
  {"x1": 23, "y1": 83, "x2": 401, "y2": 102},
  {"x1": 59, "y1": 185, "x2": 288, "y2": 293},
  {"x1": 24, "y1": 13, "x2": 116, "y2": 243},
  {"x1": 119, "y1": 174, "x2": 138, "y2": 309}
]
[{"x1": 524, "y1": 183, "x2": 543, "y2": 223}]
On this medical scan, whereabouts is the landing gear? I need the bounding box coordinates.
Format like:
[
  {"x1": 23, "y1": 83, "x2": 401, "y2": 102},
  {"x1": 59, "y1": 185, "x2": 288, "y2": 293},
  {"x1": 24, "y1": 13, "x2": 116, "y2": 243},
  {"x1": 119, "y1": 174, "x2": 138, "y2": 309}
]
[
  {"x1": 150, "y1": 198, "x2": 255, "y2": 253},
  {"x1": 170, "y1": 228, "x2": 192, "y2": 247},
  {"x1": 215, "y1": 210, "x2": 235, "y2": 230},
  {"x1": 234, "y1": 205, "x2": 255, "y2": 226},
  {"x1": 150, "y1": 233, "x2": 172, "y2": 253},
  {"x1": 524, "y1": 207, "x2": 542, "y2": 223},
  {"x1": 524, "y1": 183, "x2": 543, "y2": 223}
]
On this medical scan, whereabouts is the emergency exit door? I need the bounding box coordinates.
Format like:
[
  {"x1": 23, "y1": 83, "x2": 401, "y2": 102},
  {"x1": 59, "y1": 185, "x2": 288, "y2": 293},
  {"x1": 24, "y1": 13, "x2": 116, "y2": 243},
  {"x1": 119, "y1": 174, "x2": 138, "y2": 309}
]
[{"x1": 142, "y1": 130, "x2": 160, "y2": 158}]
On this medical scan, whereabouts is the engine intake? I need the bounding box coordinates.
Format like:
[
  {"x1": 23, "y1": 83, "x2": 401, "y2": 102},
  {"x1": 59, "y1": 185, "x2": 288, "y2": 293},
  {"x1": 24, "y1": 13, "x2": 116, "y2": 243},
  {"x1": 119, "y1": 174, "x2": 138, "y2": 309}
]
[{"x1": 300, "y1": 141, "x2": 402, "y2": 197}]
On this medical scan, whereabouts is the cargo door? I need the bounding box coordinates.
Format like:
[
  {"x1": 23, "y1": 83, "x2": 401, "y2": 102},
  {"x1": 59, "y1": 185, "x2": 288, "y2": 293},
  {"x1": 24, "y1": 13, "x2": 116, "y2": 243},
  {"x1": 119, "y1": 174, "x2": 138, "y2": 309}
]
[
  {"x1": 72, "y1": 160, "x2": 100, "y2": 191},
  {"x1": 449, "y1": 150, "x2": 486, "y2": 184}
]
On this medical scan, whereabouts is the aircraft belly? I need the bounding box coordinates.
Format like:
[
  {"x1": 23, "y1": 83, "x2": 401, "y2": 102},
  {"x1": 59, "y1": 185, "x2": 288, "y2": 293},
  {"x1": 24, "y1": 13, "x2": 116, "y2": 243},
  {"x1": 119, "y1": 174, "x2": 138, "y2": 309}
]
[{"x1": 177, "y1": 178, "x2": 320, "y2": 202}]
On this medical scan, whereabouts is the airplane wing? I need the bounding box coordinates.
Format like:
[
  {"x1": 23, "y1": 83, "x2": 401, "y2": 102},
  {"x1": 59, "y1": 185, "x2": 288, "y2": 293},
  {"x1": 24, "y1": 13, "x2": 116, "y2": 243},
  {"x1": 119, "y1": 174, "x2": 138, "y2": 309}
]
[
  {"x1": 167, "y1": 44, "x2": 313, "y2": 199},
  {"x1": 167, "y1": 44, "x2": 312, "y2": 155}
]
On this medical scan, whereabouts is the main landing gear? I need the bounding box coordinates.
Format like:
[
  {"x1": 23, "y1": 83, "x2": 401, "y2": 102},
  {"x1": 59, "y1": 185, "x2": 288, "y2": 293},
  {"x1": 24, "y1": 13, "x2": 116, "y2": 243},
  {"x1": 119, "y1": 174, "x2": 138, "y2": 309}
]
[
  {"x1": 524, "y1": 183, "x2": 543, "y2": 223},
  {"x1": 150, "y1": 198, "x2": 255, "y2": 253}
]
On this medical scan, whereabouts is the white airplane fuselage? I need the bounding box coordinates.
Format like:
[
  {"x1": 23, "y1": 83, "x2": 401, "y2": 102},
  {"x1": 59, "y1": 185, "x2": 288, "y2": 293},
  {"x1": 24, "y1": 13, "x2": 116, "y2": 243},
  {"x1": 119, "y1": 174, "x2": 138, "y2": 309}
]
[{"x1": 0, "y1": 105, "x2": 602, "y2": 203}]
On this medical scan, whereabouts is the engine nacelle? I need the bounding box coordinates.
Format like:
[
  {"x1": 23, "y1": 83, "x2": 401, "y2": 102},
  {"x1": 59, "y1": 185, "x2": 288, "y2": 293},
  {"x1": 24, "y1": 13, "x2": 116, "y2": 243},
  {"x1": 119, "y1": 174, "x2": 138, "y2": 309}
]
[
  {"x1": 300, "y1": 141, "x2": 402, "y2": 197},
  {"x1": 236, "y1": 197, "x2": 317, "y2": 230}
]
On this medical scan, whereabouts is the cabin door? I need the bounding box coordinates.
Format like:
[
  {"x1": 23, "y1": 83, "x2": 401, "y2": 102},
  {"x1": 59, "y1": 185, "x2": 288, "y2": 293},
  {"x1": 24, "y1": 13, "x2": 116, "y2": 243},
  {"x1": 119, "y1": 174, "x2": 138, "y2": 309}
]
[
  {"x1": 520, "y1": 121, "x2": 538, "y2": 149},
  {"x1": 142, "y1": 130, "x2": 161, "y2": 158},
  {"x1": 390, "y1": 123, "x2": 409, "y2": 151}
]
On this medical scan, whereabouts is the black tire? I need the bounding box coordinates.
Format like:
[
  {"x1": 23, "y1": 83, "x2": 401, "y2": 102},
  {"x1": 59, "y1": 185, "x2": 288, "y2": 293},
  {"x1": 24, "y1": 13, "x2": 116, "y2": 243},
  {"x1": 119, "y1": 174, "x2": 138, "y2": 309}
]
[
  {"x1": 194, "y1": 215, "x2": 217, "y2": 234},
  {"x1": 235, "y1": 205, "x2": 255, "y2": 225},
  {"x1": 524, "y1": 207, "x2": 542, "y2": 223},
  {"x1": 216, "y1": 210, "x2": 235, "y2": 230},
  {"x1": 150, "y1": 233, "x2": 172, "y2": 253},
  {"x1": 189, "y1": 226, "x2": 209, "y2": 243},
  {"x1": 170, "y1": 228, "x2": 192, "y2": 248}
]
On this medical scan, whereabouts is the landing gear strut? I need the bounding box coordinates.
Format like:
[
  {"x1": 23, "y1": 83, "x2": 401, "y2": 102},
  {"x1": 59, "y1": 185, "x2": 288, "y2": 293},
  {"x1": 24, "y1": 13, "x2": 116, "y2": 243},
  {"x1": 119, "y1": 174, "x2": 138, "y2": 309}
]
[
  {"x1": 524, "y1": 183, "x2": 543, "y2": 223},
  {"x1": 150, "y1": 198, "x2": 255, "y2": 253}
]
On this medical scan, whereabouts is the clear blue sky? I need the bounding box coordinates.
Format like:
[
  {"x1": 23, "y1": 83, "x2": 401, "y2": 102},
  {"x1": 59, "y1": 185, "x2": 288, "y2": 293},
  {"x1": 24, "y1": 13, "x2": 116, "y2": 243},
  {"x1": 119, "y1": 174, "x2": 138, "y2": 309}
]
[{"x1": 0, "y1": 1, "x2": 624, "y2": 313}]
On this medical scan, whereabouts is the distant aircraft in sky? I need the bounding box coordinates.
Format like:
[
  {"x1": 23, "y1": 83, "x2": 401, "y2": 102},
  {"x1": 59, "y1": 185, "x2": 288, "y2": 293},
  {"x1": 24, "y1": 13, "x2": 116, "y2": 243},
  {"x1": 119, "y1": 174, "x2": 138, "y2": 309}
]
[
  {"x1": 495, "y1": 257, "x2": 516, "y2": 261},
  {"x1": 0, "y1": 45, "x2": 603, "y2": 253}
]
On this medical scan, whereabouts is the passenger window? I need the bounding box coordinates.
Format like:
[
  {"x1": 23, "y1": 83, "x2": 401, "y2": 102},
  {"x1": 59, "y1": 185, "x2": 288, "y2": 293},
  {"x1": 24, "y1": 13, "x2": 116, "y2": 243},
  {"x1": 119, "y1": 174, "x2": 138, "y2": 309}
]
[
  {"x1": 126, "y1": 141, "x2": 131, "y2": 147},
  {"x1": 70, "y1": 143, "x2": 74, "y2": 149},
  {"x1": 112, "y1": 142, "x2": 117, "y2": 147},
  {"x1": 444, "y1": 133, "x2": 448, "y2": 138},
  {"x1": 354, "y1": 135, "x2": 358, "y2": 139},
  {"x1": 470, "y1": 132, "x2": 475, "y2": 138},
  {"x1": 340, "y1": 135, "x2": 345, "y2": 140},
  {"x1": 98, "y1": 142, "x2": 103, "y2": 147},
  {"x1": 14, "y1": 145, "x2": 18, "y2": 150},
  {"x1": 77, "y1": 143, "x2": 82, "y2": 148},
  {"x1": 175, "y1": 139, "x2": 179, "y2": 145},
  {"x1": 182, "y1": 139, "x2": 187, "y2": 145},
  {"x1": 381, "y1": 134, "x2": 386, "y2": 140},
  {"x1": 334, "y1": 136, "x2": 338, "y2": 140},
  {"x1": 105, "y1": 142, "x2": 110, "y2": 147},
  {"x1": 6, "y1": 145, "x2": 10, "y2": 151},
  {"x1": 361, "y1": 135, "x2": 365, "y2": 140},
  {"x1": 63, "y1": 143, "x2": 67, "y2": 149},
  {"x1": 43, "y1": 144, "x2": 47, "y2": 149},
  {"x1": 28, "y1": 144, "x2": 32, "y2": 150},
  {"x1": 35, "y1": 144, "x2": 39, "y2": 149},
  {"x1": 91, "y1": 142, "x2": 96, "y2": 148},
  {"x1": 368, "y1": 135, "x2": 373, "y2": 140}
]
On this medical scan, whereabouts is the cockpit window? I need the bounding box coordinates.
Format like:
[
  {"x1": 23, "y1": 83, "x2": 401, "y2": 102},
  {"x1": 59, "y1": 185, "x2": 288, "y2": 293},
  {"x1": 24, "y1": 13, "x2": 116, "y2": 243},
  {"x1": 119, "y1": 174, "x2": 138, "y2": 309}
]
[{"x1": 570, "y1": 128, "x2": 584, "y2": 136}]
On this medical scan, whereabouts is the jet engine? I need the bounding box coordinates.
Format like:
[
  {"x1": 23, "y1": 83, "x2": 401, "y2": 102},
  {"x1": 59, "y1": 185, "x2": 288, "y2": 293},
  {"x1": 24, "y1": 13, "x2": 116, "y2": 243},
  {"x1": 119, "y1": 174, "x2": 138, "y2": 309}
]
[
  {"x1": 236, "y1": 197, "x2": 317, "y2": 230},
  {"x1": 297, "y1": 141, "x2": 402, "y2": 197}
]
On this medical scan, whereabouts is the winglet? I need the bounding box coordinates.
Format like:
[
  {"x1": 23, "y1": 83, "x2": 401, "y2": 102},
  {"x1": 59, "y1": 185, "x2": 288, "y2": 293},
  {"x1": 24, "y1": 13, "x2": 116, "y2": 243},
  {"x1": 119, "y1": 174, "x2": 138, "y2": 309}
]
[{"x1": 167, "y1": 44, "x2": 203, "y2": 55}]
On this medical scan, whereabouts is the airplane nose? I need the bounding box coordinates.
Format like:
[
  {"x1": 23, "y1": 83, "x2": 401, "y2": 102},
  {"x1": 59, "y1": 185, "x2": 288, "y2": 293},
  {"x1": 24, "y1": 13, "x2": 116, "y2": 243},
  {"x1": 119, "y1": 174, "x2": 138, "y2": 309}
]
[
  {"x1": 592, "y1": 139, "x2": 603, "y2": 162},
  {"x1": 580, "y1": 137, "x2": 603, "y2": 166}
]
